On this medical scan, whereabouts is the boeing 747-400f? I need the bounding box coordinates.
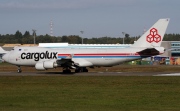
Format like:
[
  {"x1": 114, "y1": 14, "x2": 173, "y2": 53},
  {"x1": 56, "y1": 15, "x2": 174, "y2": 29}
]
[{"x1": 2, "y1": 18, "x2": 170, "y2": 73}]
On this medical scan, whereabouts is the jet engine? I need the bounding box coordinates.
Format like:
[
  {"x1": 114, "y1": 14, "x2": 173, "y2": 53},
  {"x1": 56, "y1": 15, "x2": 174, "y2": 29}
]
[{"x1": 35, "y1": 60, "x2": 58, "y2": 70}]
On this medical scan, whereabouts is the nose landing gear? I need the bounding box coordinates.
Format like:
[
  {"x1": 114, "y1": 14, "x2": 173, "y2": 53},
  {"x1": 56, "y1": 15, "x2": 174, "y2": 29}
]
[{"x1": 17, "y1": 66, "x2": 22, "y2": 73}]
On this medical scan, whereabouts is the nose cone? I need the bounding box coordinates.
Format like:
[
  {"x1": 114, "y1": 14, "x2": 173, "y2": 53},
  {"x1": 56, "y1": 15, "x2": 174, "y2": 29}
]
[{"x1": 2, "y1": 53, "x2": 9, "y2": 62}]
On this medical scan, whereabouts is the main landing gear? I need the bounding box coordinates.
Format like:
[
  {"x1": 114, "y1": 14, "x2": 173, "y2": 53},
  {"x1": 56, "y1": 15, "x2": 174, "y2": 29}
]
[
  {"x1": 75, "y1": 67, "x2": 88, "y2": 73},
  {"x1": 63, "y1": 68, "x2": 71, "y2": 73},
  {"x1": 62, "y1": 67, "x2": 88, "y2": 73},
  {"x1": 17, "y1": 66, "x2": 22, "y2": 73}
]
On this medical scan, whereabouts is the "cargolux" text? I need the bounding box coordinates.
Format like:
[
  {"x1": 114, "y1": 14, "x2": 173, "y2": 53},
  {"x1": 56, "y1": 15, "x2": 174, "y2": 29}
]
[{"x1": 21, "y1": 51, "x2": 57, "y2": 61}]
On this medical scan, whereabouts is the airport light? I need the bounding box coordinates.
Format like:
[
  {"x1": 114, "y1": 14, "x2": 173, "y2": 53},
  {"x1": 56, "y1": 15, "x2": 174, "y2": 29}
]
[
  {"x1": 32, "y1": 29, "x2": 36, "y2": 45},
  {"x1": 80, "y1": 31, "x2": 84, "y2": 44},
  {"x1": 122, "y1": 32, "x2": 125, "y2": 44}
]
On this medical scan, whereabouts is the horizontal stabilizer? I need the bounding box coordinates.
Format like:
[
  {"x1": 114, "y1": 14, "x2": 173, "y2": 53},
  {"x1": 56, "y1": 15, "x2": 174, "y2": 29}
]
[{"x1": 137, "y1": 47, "x2": 165, "y2": 55}]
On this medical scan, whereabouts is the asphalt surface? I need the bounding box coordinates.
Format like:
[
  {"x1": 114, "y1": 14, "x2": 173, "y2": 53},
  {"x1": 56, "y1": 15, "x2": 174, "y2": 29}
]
[{"x1": 0, "y1": 71, "x2": 180, "y2": 76}]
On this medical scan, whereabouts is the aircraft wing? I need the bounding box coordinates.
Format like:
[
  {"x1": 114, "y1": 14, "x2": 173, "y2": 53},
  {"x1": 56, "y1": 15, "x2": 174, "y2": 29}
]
[
  {"x1": 56, "y1": 58, "x2": 74, "y2": 68},
  {"x1": 57, "y1": 58, "x2": 93, "y2": 68}
]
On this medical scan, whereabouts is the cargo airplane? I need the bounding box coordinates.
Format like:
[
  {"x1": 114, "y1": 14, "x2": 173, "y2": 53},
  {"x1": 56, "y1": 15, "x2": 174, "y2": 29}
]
[{"x1": 2, "y1": 18, "x2": 169, "y2": 73}]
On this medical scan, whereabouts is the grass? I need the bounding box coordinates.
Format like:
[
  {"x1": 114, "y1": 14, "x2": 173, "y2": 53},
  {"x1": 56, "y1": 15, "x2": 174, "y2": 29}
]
[
  {"x1": 1, "y1": 63, "x2": 180, "y2": 110},
  {"x1": 0, "y1": 76, "x2": 180, "y2": 111}
]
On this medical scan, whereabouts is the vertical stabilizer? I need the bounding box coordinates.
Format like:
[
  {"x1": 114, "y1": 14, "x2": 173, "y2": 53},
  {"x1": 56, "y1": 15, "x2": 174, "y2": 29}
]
[{"x1": 131, "y1": 18, "x2": 170, "y2": 47}]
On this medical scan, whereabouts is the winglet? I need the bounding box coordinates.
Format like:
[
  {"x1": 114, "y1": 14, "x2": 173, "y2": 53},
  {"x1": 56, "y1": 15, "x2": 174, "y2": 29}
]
[{"x1": 131, "y1": 18, "x2": 170, "y2": 47}]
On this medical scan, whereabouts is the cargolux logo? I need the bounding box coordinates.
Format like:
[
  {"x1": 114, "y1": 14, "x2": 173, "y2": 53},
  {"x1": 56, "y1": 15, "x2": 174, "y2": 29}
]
[
  {"x1": 146, "y1": 28, "x2": 161, "y2": 43},
  {"x1": 21, "y1": 51, "x2": 57, "y2": 61}
]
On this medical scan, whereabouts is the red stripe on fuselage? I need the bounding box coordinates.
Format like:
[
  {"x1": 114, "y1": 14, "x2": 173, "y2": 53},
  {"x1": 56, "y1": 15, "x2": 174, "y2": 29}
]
[
  {"x1": 74, "y1": 53, "x2": 139, "y2": 56},
  {"x1": 58, "y1": 54, "x2": 71, "y2": 56}
]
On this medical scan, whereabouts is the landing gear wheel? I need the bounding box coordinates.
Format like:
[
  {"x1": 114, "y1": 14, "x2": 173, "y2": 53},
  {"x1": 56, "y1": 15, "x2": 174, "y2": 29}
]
[
  {"x1": 75, "y1": 67, "x2": 88, "y2": 73},
  {"x1": 75, "y1": 69, "x2": 81, "y2": 73},
  {"x1": 83, "y1": 68, "x2": 88, "y2": 72},
  {"x1": 17, "y1": 66, "x2": 22, "y2": 73},
  {"x1": 17, "y1": 69, "x2": 22, "y2": 73},
  {"x1": 63, "y1": 69, "x2": 71, "y2": 74}
]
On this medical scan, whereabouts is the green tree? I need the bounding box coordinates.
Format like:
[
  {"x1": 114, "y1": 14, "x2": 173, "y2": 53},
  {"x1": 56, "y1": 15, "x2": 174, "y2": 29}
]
[
  {"x1": 15, "y1": 30, "x2": 23, "y2": 43},
  {"x1": 61, "y1": 36, "x2": 68, "y2": 42},
  {"x1": 124, "y1": 33, "x2": 131, "y2": 44},
  {"x1": 23, "y1": 31, "x2": 30, "y2": 37}
]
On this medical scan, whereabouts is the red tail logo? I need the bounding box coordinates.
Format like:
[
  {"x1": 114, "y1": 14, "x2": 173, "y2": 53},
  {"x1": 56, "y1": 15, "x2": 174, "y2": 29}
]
[{"x1": 146, "y1": 28, "x2": 161, "y2": 43}]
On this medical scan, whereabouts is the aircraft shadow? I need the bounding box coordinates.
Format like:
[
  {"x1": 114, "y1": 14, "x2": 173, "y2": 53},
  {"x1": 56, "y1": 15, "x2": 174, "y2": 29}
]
[{"x1": 36, "y1": 71, "x2": 76, "y2": 75}]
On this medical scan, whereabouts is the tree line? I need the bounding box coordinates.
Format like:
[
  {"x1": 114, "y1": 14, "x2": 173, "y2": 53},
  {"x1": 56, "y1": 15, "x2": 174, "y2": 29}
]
[{"x1": 0, "y1": 30, "x2": 180, "y2": 45}]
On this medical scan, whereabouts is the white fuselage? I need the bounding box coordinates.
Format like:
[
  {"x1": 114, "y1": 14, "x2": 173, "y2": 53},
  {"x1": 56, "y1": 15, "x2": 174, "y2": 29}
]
[{"x1": 3, "y1": 47, "x2": 155, "y2": 67}]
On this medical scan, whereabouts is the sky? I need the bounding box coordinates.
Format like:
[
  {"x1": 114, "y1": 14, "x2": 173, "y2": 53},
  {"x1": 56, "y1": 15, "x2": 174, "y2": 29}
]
[{"x1": 0, "y1": 0, "x2": 179, "y2": 38}]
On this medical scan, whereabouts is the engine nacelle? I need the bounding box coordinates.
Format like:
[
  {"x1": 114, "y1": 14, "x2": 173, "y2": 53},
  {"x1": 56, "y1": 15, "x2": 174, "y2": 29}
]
[
  {"x1": 35, "y1": 62, "x2": 45, "y2": 70},
  {"x1": 35, "y1": 60, "x2": 57, "y2": 70},
  {"x1": 44, "y1": 60, "x2": 57, "y2": 69}
]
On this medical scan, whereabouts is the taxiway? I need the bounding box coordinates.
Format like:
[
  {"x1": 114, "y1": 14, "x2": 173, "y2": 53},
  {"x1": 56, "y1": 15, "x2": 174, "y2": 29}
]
[{"x1": 0, "y1": 71, "x2": 180, "y2": 76}]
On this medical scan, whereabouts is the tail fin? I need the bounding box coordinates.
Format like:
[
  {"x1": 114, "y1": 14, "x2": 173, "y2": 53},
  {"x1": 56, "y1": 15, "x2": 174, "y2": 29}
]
[{"x1": 131, "y1": 18, "x2": 170, "y2": 47}]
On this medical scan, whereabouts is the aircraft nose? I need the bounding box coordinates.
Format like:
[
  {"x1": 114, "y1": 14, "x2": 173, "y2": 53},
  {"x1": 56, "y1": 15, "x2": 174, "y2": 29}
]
[{"x1": 2, "y1": 53, "x2": 9, "y2": 62}]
